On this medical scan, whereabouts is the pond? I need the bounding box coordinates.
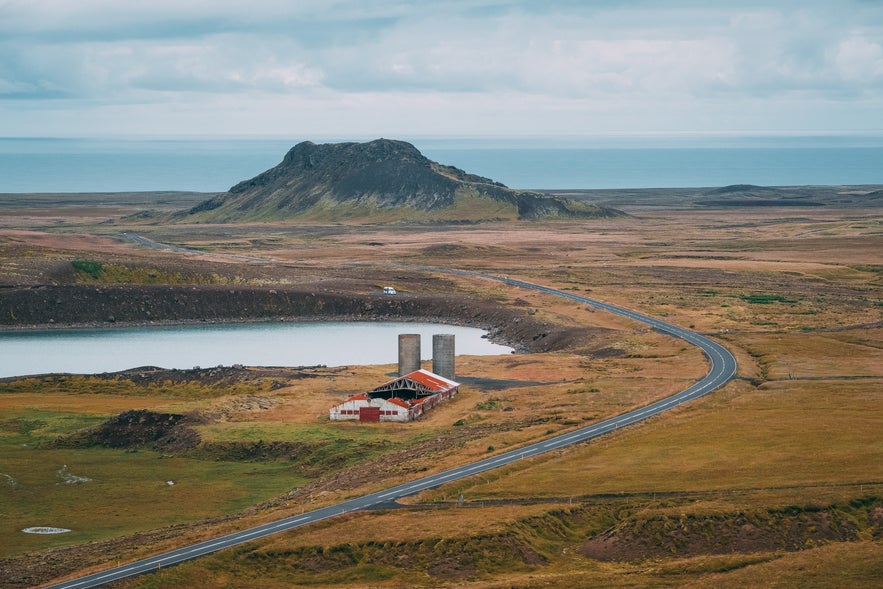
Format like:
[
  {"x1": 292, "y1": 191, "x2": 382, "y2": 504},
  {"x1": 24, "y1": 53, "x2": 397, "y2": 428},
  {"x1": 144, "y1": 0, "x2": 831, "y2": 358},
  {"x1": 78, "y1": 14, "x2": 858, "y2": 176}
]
[{"x1": 0, "y1": 322, "x2": 513, "y2": 378}]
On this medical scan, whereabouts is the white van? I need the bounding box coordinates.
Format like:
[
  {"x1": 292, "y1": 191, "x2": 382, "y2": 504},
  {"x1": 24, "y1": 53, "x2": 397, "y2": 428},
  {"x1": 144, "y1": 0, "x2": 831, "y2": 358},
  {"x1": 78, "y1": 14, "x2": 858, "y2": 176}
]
[{"x1": 382, "y1": 286, "x2": 397, "y2": 295}]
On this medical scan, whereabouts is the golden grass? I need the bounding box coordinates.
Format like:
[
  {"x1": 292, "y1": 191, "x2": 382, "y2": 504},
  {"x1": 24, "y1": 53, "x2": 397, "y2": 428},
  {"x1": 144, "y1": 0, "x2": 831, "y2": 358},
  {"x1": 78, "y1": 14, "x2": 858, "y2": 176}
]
[
  {"x1": 261, "y1": 504, "x2": 558, "y2": 549},
  {"x1": 677, "y1": 541, "x2": 883, "y2": 589},
  {"x1": 0, "y1": 392, "x2": 182, "y2": 415},
  {"x1": 421, "y1": 377, "x2": 883, "y2": 501},
  {"x1": 730, "y1": 330, "x2": 883, "y2": 380},
  {"x1": 3, "y1": 203, "x2": 882, "y2": 587}
]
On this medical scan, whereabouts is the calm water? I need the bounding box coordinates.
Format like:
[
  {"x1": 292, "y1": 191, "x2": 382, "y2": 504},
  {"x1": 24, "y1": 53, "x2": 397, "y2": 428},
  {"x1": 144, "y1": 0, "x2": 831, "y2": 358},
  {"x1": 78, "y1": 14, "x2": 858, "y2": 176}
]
[
  {"x1": 0, "y1": 322, "x2": 512, "y2": 378},
  {"x1": 1, "y1": 136, "x2": 881, "y2": 192}
]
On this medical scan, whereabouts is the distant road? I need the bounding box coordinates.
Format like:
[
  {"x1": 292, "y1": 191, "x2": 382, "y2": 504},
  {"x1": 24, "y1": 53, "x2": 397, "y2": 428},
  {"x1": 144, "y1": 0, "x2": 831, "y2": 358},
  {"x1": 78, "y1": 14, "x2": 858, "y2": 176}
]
[{"x1": 45, "y1": 240, "x2": 737, "y2": 589}]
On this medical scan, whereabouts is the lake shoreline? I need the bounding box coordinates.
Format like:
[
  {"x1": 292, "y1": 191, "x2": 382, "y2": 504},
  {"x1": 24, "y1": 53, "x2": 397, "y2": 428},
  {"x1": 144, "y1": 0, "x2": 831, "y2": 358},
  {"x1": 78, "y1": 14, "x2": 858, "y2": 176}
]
[
  {"x1": 0, "y1": 320, "x2": 515, "y2": 379},
  {"x1": 0, "y1": 282, "x2": 571, "y2": 358}
]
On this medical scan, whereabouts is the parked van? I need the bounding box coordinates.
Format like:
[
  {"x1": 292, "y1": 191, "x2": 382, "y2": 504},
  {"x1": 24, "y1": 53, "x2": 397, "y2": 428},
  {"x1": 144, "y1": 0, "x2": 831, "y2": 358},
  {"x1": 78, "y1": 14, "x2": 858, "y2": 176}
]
[{"x1": 382, "y1": 286, "x2": 397, "y2": 295}]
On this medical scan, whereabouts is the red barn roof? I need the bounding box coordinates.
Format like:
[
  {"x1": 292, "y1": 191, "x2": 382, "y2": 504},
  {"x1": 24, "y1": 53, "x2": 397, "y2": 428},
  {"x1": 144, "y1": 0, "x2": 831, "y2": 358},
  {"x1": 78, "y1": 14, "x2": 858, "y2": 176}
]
[
  {"x1": 369, "y1": 368, "x2": 459, "y2": 398},
  {"x1": 406, "y1": 369, "x2": 459, "y2": 391}
]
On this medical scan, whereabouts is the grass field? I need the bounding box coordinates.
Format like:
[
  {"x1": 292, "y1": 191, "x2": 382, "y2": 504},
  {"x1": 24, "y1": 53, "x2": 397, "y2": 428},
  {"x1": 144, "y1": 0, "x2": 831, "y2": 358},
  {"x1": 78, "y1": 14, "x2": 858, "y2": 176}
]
[
  {"x1": 0, "y1": 195, "x2": 880, "y2": 587},
  {"x1": 0, "y1": 395, "x2": 308, "y2": 557},
  {"x1": 422, "y1": 378, "x2": 883, "y2": 502}
]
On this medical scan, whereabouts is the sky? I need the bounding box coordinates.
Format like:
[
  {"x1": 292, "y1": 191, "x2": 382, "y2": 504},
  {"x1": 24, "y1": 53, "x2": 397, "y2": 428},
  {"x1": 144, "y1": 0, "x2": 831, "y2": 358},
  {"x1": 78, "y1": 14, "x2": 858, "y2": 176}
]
[{"x1": 1, "y1": 0, "x2": 882, "y2": 138}]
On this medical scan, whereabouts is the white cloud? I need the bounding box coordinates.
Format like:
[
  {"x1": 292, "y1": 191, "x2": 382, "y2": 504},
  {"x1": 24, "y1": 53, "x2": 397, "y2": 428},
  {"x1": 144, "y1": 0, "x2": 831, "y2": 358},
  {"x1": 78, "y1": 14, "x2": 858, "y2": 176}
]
[
  {"x1": 1, "y1": 0, "x2": 882, "y2": 136},
  {"x1": 831, "y1": 35, "x2": 883, "y2": 83}
]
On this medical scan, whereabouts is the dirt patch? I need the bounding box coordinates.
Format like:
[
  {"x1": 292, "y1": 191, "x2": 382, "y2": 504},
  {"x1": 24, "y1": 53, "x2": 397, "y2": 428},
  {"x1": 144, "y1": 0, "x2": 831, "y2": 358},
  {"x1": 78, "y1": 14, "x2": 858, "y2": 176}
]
[
  {"x1": 425, "y1": 555, "x2": 476, "y2": 580},
  {"x1": 456, "y1": 376, "x2": 559, "y2": 390}
]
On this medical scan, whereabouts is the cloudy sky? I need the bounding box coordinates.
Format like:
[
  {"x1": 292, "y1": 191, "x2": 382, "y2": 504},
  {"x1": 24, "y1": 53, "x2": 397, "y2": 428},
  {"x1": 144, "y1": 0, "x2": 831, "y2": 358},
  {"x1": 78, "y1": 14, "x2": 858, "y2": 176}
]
[{"x1": 2, "y1": 0, "x2": 882, "y2": 138}]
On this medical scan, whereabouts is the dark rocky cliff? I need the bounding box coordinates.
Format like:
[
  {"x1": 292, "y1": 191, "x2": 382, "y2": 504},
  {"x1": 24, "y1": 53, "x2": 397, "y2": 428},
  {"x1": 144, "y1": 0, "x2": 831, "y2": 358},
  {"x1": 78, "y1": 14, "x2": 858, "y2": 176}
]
[{"x1": 184, "y1": 139, "x2": 621, "y2": 222}]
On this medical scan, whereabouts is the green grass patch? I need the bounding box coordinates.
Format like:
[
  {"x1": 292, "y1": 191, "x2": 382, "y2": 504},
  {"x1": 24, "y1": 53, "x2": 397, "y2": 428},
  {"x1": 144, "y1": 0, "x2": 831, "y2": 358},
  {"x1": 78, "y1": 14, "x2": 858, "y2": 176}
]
[
  {"x1": 0, "y1": 409, "x2": 106, "y2": 445},
  {"x1": 71, "y1": 259, "x2": 103, "y2": 279},
  {"x1": 71, "y1": 259, "x2": 235, "y2": 285},
  {"x1": 740, "y1": 293, "x2": 797, "y2": 304},
  {"x1": 0, "y1": 443, "x2": 304, "y2": 558}
]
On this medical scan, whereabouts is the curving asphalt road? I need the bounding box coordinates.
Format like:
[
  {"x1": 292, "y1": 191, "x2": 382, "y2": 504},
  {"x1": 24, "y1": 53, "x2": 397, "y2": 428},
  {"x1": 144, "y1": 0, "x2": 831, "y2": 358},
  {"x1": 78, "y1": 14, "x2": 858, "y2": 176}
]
[{"x1": 44, "y1": 259, "x2": 736, "y2": 589}]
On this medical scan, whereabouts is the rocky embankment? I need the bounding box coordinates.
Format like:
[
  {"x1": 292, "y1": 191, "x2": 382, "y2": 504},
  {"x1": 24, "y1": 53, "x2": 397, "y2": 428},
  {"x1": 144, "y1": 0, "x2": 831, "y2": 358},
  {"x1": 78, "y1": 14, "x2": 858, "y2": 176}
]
[{"x1": 0, "y1": 284, "x2": 602, "y2": 354}]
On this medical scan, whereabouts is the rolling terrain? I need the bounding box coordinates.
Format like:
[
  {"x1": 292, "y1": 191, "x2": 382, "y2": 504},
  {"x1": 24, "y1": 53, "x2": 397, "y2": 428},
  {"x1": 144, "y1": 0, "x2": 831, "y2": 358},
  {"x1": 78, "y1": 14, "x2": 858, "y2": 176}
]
[{"x1": 0, "y1": 149, "x2": 880, "y2": 587}]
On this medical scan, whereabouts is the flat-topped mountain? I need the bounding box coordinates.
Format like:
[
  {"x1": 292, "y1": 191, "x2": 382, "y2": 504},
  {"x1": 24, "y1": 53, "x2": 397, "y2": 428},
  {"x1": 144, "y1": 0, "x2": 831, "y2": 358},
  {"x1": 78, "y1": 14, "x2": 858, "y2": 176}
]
[{"x1": 183, "y1": 139, "x2": 622, "y2": 222}]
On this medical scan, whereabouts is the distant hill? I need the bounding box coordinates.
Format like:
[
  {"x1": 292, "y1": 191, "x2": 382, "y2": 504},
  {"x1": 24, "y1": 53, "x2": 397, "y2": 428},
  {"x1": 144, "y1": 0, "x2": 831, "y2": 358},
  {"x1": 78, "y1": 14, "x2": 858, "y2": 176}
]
[
  {"x1": 539, "y1": 183, "x2": 883, "y2": 209},
  {"x1": 696, "y1": 184, "x2": 824, "y2": 207},
  {"x1": 181, "y1": 139, "x2": 623, "y2": 223}
]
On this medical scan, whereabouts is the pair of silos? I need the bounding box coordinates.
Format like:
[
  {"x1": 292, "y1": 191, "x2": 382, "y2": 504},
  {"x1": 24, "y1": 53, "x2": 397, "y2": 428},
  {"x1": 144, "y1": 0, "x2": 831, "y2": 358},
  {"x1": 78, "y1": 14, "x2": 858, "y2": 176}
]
[{"x1": 398, "y1": 333, "x2": 455, "y2": 380}]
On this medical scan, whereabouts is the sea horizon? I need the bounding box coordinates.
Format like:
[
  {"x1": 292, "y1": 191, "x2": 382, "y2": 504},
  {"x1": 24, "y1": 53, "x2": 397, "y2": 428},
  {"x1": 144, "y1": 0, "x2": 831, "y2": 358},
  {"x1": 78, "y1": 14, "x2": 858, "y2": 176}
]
[{"x1": 1, "y1": 134, "x2": 882, "y2": 193}]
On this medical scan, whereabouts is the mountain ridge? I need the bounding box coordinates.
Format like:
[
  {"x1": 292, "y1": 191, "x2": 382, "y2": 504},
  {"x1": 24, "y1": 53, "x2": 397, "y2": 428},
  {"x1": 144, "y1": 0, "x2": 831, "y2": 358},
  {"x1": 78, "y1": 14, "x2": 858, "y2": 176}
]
[{"x1": 183, "y1": 139, "x2": 622, "y2": 222}]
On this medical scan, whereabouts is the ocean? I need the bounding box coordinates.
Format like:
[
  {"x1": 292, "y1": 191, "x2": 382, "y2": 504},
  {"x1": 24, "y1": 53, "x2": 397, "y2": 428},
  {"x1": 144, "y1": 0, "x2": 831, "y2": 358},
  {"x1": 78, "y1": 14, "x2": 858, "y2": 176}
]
[{"x1": 1, "y1": 135, "x2": 882, "y2": 193}]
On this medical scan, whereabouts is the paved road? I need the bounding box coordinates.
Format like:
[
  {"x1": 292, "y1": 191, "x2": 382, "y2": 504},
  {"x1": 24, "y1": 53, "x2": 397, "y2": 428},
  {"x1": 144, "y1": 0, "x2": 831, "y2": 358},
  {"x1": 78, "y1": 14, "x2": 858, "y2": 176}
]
[{"x1": 45, "y1": 255, "x2": 736, "y2": 589}]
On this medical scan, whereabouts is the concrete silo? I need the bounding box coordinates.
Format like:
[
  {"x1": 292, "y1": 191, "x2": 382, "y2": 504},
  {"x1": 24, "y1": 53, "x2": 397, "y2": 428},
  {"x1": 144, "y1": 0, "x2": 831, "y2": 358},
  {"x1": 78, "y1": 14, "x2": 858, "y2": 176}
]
[
  {"x1": 432, "y1": 333, "x2": 455, "y2": 380},
  {"x1": 398, "y1": 334, "x2": 421, "y2": 376}
]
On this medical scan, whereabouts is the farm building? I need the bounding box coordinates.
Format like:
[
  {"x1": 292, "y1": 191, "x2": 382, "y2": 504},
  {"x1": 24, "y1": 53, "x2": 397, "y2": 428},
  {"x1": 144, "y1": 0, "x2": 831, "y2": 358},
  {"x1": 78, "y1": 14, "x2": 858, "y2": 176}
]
[{"x1": 330, "y1": 369, "x2": 460, "y2": 422}]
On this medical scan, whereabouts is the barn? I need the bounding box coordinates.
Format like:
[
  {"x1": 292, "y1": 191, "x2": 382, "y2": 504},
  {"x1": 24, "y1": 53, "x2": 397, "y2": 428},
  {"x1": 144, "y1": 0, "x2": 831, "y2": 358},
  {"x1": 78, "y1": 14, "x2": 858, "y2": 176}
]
[{"x1": 329, "y1": 369, "x2": 460, "y2": 422}]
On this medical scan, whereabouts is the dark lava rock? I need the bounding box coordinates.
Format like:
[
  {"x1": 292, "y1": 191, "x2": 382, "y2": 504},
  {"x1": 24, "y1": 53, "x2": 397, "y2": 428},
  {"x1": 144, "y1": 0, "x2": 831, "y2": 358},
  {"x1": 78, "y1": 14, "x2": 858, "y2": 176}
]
[
  {"x1": 54, "y1": 409, "x2": 201, "y2": 453},
  {"x1": 183, "y1": 139, "x2": 622, "y2": 222}
]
